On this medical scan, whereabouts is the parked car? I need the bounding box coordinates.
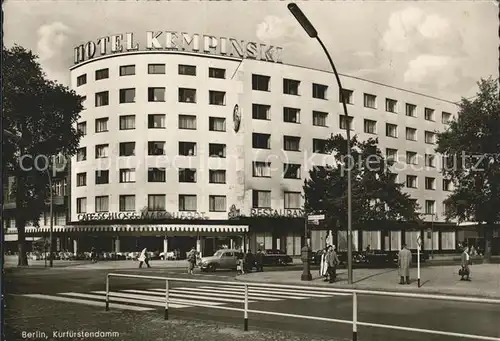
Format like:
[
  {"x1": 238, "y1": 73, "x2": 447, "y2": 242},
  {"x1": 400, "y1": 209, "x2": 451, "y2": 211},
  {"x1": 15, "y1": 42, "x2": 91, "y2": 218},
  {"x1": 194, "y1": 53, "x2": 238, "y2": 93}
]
[
  {"x1": 159, "y1": 250, "x2": 180, "y2": 260},
  {"x1": 263, "y1": 249, "x2": 293, "y2": 265},
  {"x1": 199, "y1": 249, "x2": 243, "y2": 272}
]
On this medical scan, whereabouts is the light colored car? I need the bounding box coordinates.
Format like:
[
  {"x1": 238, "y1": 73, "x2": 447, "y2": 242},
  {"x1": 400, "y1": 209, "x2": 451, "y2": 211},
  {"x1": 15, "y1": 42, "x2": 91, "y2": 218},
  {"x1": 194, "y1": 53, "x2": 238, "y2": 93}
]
[{"x1": 200, "y1": 249, "x2": 243, "y2": 272}]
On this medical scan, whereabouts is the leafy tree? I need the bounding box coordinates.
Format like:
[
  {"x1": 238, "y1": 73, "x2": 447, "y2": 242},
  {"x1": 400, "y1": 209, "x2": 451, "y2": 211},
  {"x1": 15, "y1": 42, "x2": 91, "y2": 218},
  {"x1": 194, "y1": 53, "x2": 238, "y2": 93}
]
[
  {"x1": 436, "y1": 77, "x2": 500, "y2": 261},
  {"x1": 303, "y1": 134, "x2": 420, "y2": 245},
  {"x1": 2, "y1": 45, "x2": 84, "y2": 266}
]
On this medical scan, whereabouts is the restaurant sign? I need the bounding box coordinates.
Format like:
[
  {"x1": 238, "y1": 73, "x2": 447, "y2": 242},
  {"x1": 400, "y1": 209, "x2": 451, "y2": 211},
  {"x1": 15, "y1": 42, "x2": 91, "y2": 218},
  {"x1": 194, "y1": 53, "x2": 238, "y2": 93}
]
[
  {"x1": 77, "y1": 211, "x2": 209, "y2": 221},
  {"x1": 250, "y1": 208, "x2": 304, "y2": 218},
  {"x1": 74, "y1": 31, "x2": 283, "y2": 64}
]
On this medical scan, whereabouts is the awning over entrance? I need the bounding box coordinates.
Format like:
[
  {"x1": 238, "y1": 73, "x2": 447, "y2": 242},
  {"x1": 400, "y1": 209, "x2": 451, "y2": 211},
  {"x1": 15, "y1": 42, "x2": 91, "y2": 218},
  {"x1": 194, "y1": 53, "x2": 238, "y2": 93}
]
[{"x1": 23, "y1": 224, "x2": 249, "y2": 233}]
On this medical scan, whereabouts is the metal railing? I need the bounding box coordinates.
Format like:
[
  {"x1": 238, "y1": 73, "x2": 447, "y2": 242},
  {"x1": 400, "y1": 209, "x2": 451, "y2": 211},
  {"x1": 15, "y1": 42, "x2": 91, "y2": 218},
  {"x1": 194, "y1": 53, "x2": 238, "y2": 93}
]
[{"x1": 106, "y1": 273, "x2": 500, "y2": 341}]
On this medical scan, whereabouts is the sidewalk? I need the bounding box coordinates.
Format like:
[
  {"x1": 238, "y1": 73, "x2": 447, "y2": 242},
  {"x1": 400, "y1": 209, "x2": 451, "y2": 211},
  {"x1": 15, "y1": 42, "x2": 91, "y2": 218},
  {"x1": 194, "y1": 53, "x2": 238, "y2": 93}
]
[{"x1": 236, "y1": 264, "x2": 500, "y2": 299}]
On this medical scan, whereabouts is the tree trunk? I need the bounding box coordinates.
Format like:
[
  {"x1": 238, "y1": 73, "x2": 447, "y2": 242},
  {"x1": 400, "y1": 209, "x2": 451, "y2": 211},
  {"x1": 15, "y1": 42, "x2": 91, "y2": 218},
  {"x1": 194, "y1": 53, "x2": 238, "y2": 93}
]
[
  {"x1": 483, "y1": 224, "x2": 493, "y2": 263},
  {"x1": 16, "y1": 170, "x2": 28, "y2": 266}
]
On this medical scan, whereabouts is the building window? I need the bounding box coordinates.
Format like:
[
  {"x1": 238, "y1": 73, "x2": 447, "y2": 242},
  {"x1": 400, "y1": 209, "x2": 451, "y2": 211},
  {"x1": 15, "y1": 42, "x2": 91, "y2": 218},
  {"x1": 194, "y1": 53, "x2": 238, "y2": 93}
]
[
  {"x1": 313, "y1": 139, "x2": 328, "y2": 154},
  {"x1": 283, "y1": 107, "x2": 300, "y2": 123},
  {"x1": 252, "y1": 190, "x2": 271, "y2": 208},
  {"x1": 284, "y1": 136, "x2": 300, "y2": 151},
  {"x1": 209, "y1": 195, "x2": 226, "y2": 212},
  {"x1": 252, "y1": 104, "x2": 271, "y2": 120},
  {"x1": 119, "y1": 65, "x2": 135, "y2": 76},
  {"x1": 363, "y1": 119, "x2": 376, "y2": 134},
  {"x1": 209, "y1": 91, "x2": 226, "y2": 105},
  {"x1": 312, "y1": 83, "x2": 327, "y2": 99},
  {"x1": 209, "y1": 67, "x2": 226, "y2": 79},
  {"x1": 406, "y1": 103, "x2": 416, "y2": 117},
  {"x1": 178, "y1": 115, "x2": 197, "y2": 130},
  {"x1": 424, "y1": 108, "x2": 435, "y2": 121},
  {"x1": 179, "y1": 88, "x2": 196, "y2": 103},
  {"x1": 339, "y1": 116, "x2": 354, "y2": 130},
  {"x1": 95, "y1": 68, "x2": 109, "y2": 80},
  {"x1": 284, "y1": 191, "x2": 301, "y2": 209},
  {"x1": 252, "y1": 74, "x2": 270, "y2": 91},
  {"x1": 95, "y1": 118, "x2": 108, "y2": 132},
  {"x1": 363, "y1": 93, "x2": 377, "y2": 108},
  {"x1": 76, "y1": 173, "x2": 86, "y2": 187},
  {"x1": 340, "y1": 89, "x2": 353, "y2": 104},
  {"x1": 283, "y1": 164, "x2": 301, "y2": 179},
  {"x1": 179, "y1": 141, "x2": 197, "y2": 156},
  {"x1": 95, "y1": 91, "x2": 109, "y2": 107},
  {"x1": 425, "y1": 200, "x2": 435, "y2": 215},
  {"x1": 386, "y1": 123, "x2": 398, "y2": 138},
  {"x1": 119, "y1": 142, "x2": 135, "y2": 156},
  {"x1": 283, "y1": 79, "x2": 300, "y2": 95},
  {"x1": 119, "y1": 168, "x2": 136, "y2": 183},
  {"x1": 95, "y1": 196, "x2": 109, "y2": 212},
  {"x1": 119, "y1": 115, "x2": 135, "y2": 130},
  {"x1": 148, "y1": 168, "x2": 166, "y2": 182},
  {"x1": 148, "y1": 141, "x2": 165, "y2": 155},
  {"x1": 406, "y1": 175, "x2": 417, "y2": 188},
  {"x1": 77, "y1": 122, "x2": 87, "y2": 135},
  {"x1": 53, "y1": 178, "x2": 67, "y2": 196},
  {"x1": 148, "y1": 87, "x2": 165, "y2": 102},
  {"x1": 119, "y1": 195, "x2": 135, "y2": 212},
  {"x1": 209, "y1": 117, "x2": 226, "y2": 132},
  {"x1": 148, "y1": 64, "x2": 165, "y2": 74},
  {"x1": 442, "y1": 112, "x2": 452, "y2": 124},
  {"x1": 179, "y1": 195, "x2": 197, "y2": 211},
  {"x1": 252, "y1": 133, "x2": 271, "y2": 149},
  {"x1": 406, "y1": 151, "x2": 417, "y2": 165},
  {"x1": 425, "y1": 154, "x2": 436, "y2": 168},
  {"x1": 209, "y1": 170, "x2": 226, "y2": 184},
  {"x1": 425, "y1": 177, "x2": 436, "y2": 190},
  {"x1": 148, "y1": 195, "x2": 166, "y2": 211},
  {"x1": 386, "y1": 98, "x2": 397, "y2": 113},
  {"x1": 77, "y1": 147, "x2": 87, "y2": 161},
  {"x1": 76, "y1": 197, "x2": 87, "y2": 213},
  {"x1": 425, "y1": 131, "x2": 436, "y2": 144},
  {"x1": 179, "y1": 64, "x2": 196, "y2": 76},
  {"x1": 119, "y1": 88, "x2": 136, "y2": 103},
  {"x1": 148, "y1": 114, "x2": 166, "y2": 129},
  {"x1": 95, "y1": 144, "x2": 109, "y2": 158},
  {"x1": 179, "y1": 168, "x2": 197, "y2": 183},
  {"x1": 406, "y1": 127, "x2": 417, "y2": 141},
  {"x1": 313, "y1": 111, "x2": 328, "y2": 127},
  {"x1": 95, "y1": 170, "x2": 109, "y2": 184},
  {"x1": 386, "y1": 148, "x2": 398, "y2": 162},
  {"x1": 443, "y1": 179, "x2": 452, "y2": 191},
  {"x1": 77, "y1": 74, "x2": 87, "y2": 86},
  {"x1": 253, "y1": 162, "x2": 271, "y2": 177},
  {"x1": 209, "y1": 143, "x2": 226, "y2": 158}
]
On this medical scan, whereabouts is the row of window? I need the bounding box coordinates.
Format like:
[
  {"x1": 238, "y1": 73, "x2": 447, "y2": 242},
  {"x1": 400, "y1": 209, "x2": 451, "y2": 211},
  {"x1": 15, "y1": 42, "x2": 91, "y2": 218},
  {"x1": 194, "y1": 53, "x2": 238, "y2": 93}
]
[{"x1": 77, "y1": 64, "x2": 225, "y2": 86}]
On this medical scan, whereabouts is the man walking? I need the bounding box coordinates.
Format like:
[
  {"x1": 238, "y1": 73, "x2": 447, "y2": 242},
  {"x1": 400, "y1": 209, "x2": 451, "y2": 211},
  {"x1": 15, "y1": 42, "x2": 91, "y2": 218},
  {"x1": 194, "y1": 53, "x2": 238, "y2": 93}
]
[
  {"x1": 255, "y1": 249, "x2": 264, "y2": 272},
  {"x1": 187, "y1": 247, "x2": 197, "y2": 275},
  {"x1": 243, "y1": 249, "x2": 255, "y2": 273},
  {"x1": 460, "y1": 245, "x2": 471, "y2": 281},
  {"x1": 138, "y1": 248, "x2": 151, "y2": 268},
  {"x1": 326, "y1": 245, "x2": 340, "y2": 283},
  {"x1": 398, "y1": 244, "x2": 412, "y2": 284}
]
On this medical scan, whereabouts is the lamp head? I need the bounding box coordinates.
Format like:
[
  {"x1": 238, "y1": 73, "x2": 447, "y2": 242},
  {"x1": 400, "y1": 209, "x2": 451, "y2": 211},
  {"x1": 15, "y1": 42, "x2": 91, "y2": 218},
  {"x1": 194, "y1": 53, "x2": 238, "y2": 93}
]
[{"x1": 287, "y1": 3, "x2": 318, "y2": 38}]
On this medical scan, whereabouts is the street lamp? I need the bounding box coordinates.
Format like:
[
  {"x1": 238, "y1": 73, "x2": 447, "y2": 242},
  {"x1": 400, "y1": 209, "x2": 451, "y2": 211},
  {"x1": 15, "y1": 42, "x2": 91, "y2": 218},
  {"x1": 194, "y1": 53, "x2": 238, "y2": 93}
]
[
  {"x1": 288, "y1": 3, "x2": 354, "y2": 284},
  {"x1": 4, "y1": 129, "x2": 54, "y2": 267}
]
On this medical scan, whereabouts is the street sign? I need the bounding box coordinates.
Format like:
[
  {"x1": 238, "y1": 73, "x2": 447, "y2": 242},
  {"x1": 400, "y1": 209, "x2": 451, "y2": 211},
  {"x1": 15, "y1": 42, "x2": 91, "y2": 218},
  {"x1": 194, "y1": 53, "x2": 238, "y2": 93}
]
[
  {"x1": 308, "y1": 214, "x2": 325, "y2": 221},
  {"x1": 417, "y1": 236, "x2": 422, "y2": 247}
]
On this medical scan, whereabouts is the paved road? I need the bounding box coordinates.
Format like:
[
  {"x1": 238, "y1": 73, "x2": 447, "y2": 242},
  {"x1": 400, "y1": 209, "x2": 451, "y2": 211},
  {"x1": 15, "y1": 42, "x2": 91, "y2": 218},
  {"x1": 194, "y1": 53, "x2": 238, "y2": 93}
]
[{"x1": 5, "y1": 268, "x2": 500, "y2": 341}]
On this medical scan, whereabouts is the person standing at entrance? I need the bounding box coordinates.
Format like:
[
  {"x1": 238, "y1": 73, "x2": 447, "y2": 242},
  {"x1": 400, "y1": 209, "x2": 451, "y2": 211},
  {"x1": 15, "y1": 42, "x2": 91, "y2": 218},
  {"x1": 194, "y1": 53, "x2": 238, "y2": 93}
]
[
  {"x1": 255, "y1": 249, "x2": 264, "y2": 272},
  {"x1": 398, "y1": 244, "x2": 412, "y2": 284},
  {"x1": 138, "y1": 248, "x2": 151, "y2": 268},
  {"x1": 187, "y1": 247, "x2": 197, "y2": 275}
]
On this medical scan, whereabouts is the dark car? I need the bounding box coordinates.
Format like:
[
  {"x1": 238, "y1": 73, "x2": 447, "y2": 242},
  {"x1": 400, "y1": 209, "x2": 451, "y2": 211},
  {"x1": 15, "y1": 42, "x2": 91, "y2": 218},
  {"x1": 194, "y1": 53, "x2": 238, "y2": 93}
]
[{"x1": 263, "y1": 249, "x2": 293, "y2": 265}]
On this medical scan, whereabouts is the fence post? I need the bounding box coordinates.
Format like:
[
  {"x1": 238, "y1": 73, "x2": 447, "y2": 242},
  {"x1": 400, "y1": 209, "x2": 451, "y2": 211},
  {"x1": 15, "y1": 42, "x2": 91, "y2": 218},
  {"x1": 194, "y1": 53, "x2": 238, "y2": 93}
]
[
  {"x1": 352, "y1": 292, "x2": 357, "y2": 341},
  {"x1": 105, "y1": 274, "x2": 110, "y2": 311},
  {"x1": 244, "y1": 284, "x2": 249, "y2": 331},
  {"x1": 165, "y1": 279, "x2": 169, "y2": 320}
]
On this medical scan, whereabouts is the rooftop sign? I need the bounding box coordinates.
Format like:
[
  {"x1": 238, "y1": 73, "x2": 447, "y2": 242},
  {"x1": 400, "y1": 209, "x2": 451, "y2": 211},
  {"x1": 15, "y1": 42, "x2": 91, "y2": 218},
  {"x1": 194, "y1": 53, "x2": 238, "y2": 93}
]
[
  {"x1": 74, "y1": 31, "x2": 283, "y2": 65},
  {"x1": 77, "y1": 211, "x2": 209, "y2": 221}
]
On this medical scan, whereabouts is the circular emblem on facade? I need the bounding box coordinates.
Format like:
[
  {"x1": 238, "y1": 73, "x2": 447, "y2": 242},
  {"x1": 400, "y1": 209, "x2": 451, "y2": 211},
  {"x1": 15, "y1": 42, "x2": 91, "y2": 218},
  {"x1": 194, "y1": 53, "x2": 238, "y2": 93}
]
[{"x1": 233, "y1": 104, "x2": 241, "y2": 132}]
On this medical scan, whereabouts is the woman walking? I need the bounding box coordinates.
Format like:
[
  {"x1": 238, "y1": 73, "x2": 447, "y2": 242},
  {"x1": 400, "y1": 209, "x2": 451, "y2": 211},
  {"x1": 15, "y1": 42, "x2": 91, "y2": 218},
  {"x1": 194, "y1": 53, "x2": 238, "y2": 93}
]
[{"x1": 138, "y1": 248, "x2": 151, "y2": 268}]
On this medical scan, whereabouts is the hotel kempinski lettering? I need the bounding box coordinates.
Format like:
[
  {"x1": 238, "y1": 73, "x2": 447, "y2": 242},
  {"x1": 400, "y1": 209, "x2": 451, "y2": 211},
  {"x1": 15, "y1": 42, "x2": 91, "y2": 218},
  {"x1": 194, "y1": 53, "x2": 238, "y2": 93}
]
[{"x1": 74, "y1": 31, "x2": 283, "y2": 64}]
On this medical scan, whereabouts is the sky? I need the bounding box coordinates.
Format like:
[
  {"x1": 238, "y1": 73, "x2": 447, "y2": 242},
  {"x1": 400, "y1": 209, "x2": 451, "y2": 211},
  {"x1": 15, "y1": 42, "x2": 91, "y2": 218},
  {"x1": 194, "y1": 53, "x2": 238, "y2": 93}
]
[{"x1": 3, "y1": 0, "x2": 498, "y2": 102}]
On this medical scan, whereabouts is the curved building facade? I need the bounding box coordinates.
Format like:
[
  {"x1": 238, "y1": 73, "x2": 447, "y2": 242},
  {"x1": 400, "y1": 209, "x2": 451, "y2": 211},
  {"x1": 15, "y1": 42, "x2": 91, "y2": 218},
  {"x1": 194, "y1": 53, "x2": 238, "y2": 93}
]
[{"x1": 68, "y1": 49, "x2": 462, "y2": 257}]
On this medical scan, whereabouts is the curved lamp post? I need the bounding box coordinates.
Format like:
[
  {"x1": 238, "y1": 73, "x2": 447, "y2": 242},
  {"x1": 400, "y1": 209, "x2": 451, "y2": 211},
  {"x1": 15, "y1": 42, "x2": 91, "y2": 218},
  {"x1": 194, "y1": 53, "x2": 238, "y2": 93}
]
[{"x1": 288, "y1": 3, "x2": 353, "y2": 284}]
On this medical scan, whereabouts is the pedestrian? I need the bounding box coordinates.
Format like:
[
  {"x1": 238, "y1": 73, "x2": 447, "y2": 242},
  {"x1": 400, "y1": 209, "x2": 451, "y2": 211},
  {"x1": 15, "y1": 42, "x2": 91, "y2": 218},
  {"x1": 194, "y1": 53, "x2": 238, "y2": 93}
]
[
  {"x1": 460, "y1": 245, "x2": 471, "y2": 281},
  {"x1": 326, "y1": 245, "x2": 340, "y2": 283},
  {"x1": 320, "y1": 247, "x2": 329, "y2": 281},
  {"x1": 244, "y1": 249, "x2": 255, "y2": 273},
  {"x1": 138, "y1": 248, "x2": 151, "y2": 268},
  {"x1": 255, "y1": 249, "x2": 264, "y2": 272},
  {"x1": 187, "y1": 247, "x2": 197, "y2": 275},
  {"x1": 398, "y1": 244, "x2": 412, "y2": 285}
]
